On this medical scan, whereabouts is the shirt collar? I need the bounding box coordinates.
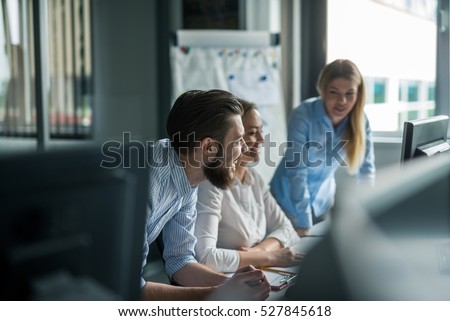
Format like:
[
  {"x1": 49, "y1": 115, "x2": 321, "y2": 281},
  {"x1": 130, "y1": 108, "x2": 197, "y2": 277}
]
[
  {"x1": 160, "y1": 139, "x2": 193, "y2": 196},
  {"x1": 232, "y1": 167, "x2": 255, "y2": 186}
]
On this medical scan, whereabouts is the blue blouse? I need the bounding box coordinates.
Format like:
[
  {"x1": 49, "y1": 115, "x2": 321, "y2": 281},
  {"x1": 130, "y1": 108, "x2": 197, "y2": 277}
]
[{"x1": 270, "y1": 97, "x2": 375, "y2": 228}]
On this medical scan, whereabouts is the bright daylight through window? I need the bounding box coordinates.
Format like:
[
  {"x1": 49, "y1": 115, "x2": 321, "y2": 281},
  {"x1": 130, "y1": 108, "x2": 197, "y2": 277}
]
[{"x1": 327, "y1": 0, "x2": 437, "y2": 132}]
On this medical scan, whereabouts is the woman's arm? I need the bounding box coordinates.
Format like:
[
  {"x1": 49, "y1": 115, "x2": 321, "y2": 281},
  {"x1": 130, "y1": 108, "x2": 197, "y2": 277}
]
[
  {"x1": 243, "y1": 237, "x2": 283, "y2": 252},
  {"x1": 237, "y1": 247, "x2": 302, "y2": 268},
  {"x1": 195, "y1": 181, "x2": 240, "y2": 273},
  {"x1": 357, "y1": 114, "x2": 376, "y2": 184},
  {"x1": 196, "y1": 178, "x2": 302, "y2": 271},
  {"x1": 275, "y1": 106, "x2": 314, "y2": 231}
]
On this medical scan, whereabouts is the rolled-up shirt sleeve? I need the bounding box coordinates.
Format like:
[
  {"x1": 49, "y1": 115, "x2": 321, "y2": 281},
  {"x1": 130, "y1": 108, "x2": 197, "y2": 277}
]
[
  {"x1": 140, "y1": 215, "x2": 150, "y2": 287},
  {"x1": 357, "y1": 115, "x2": 376, "y2": 186},
  {"x1": 162, "y1": 191, "x2": 199, "y2": 278}
]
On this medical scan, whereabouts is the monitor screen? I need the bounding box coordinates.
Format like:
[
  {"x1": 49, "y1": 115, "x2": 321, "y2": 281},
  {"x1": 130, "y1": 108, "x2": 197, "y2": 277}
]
[
  {"x1": 0, "y1": 146, "x2": 147, "y2": 300},
  {"x1": 401, "y1": 115, "x2": 450, "y2": 162},
  {"x1": 286, "y1": 154, "x2": 450, "y2": 300}
]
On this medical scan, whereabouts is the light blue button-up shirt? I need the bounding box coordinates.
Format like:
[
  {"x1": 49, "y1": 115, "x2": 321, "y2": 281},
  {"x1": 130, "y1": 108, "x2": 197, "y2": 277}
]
[
  {"x1": 141, "y1": 138, "x2": 198, "y2": 286},
  {"x1": 270, "y1": 97, "x2": 375, "y2": 229}
]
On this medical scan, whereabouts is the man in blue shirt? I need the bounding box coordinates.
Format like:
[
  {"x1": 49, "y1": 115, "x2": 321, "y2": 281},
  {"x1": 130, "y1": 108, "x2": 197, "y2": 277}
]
[{"x1": 141, "y1": 89, "x2": 270, "y2": 300}]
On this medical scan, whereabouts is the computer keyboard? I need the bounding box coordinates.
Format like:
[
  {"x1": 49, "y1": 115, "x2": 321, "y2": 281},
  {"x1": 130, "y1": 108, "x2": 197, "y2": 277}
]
[{"x1": 436, "y1": 242, "x2": 450, "y2": 273}]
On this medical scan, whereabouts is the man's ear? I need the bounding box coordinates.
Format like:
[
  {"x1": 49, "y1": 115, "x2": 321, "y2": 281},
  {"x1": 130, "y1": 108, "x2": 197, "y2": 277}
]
[{"x1": 200, "y1": 137, "x2": 218, "y2": 157}]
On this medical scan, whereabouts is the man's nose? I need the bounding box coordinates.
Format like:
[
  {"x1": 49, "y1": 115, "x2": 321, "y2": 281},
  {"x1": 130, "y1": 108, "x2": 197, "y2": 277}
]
[{"x1": 241, "y1": 140, "x2": 249, "y2": 153}]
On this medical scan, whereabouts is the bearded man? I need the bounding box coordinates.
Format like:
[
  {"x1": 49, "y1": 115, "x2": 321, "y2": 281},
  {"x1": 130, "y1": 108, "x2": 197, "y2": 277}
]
[{"x1": 141, "y1": 89, "x2": 271, "y2": 301}]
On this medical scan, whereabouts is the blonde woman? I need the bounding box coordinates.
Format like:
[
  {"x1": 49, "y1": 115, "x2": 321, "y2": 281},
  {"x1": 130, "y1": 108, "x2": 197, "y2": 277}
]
[
  {"x1": 270, "y1": 59, "x2": 375, "y2": 236},
  {"x1": 194, "y1": 99, "x2": 303, "y2": 273}
]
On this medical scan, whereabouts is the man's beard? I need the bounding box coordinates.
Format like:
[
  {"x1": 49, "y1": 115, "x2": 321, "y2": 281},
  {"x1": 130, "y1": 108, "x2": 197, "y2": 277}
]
[{"x1": 203, "y1": 159, "x2": 235, "y2": 190}]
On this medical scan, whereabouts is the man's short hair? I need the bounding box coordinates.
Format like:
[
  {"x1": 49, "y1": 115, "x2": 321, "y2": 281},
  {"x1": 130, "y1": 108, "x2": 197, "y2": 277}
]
[{"x1": 166, "y1": 89, "x2": 243, "y2": 154}]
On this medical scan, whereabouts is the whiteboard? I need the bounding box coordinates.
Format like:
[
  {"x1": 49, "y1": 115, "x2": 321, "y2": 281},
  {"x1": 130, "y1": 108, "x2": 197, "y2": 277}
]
[{"x1": 170, "y1": 30, "x2": 286, "y2": 183}]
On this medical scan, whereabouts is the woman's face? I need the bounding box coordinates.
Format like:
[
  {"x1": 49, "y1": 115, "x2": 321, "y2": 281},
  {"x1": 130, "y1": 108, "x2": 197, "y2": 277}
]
[
  {"x1": 240, "y1": 109, "x2": 264, "y2": 164},
  {"x1": 323, "y1": 77, "x2": 359, "y2": 127}
]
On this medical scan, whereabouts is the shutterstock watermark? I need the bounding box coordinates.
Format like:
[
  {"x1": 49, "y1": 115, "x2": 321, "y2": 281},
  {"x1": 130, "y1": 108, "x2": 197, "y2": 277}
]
[{"x1": 100, "y1": 132, "x2": 349, "y2": 169}]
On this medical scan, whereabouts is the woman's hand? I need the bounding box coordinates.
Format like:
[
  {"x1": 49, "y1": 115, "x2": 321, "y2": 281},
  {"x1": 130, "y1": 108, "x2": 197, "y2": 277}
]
[
  {"x1": 237, "y1": 242, "x2": 304, "y2": 269},
  {"x1": 267, "y1": 247, "x2": 304, "y2": 267},
  {"x1": 239, "y1": 245, "x2": 262, "y2": 252},
  {"x1": 296, "y1": 228, "x2": 310, "y2": 237}
]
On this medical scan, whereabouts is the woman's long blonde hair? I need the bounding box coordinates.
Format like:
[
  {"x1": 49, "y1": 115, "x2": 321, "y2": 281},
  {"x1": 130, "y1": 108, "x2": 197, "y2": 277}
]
[{"x1": 316, "y1": 59, "x2": 366, "y2": 173}]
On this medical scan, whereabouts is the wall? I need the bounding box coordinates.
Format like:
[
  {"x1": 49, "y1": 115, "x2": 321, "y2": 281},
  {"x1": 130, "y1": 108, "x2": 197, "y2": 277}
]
[
  {"x1": 92, "y1": 0, "x2": 159, "y2": 144},
  {"x1": 336, "y1": 140, "x2": 402, "y2": 184}
]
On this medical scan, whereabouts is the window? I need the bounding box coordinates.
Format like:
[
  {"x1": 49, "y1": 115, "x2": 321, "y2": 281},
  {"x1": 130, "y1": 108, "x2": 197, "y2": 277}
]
[
  {"x1": 427, "y1": 81, "x2": 435, "y2": 101},
  {"x1": 327, "y1": 0, "x2": 438, "y2": 132},
  {"x1": 399, "y1": 80, "x2": 420, "y2": 102},
  {"x1": 365, "y1": 77, "x2": 387, "y2": 104},
  {"x1": 396, "y1": 79, "x2": 435, "y2": 122},
  {"x1": 0, "y1": 0, "x2": 92, "y2": 139}
]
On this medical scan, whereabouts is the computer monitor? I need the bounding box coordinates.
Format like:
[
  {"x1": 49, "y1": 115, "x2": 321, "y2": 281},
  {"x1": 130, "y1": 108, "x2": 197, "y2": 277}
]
[
  {"x1": 401, "y1": 115, "x2": 450, "y2": 162},
  {"x1": 286, "y1": 154, "x2": 450, "y2": 300},
  {"x1": 0, "y1": 146, "x2": 147, "y2": 300}
]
